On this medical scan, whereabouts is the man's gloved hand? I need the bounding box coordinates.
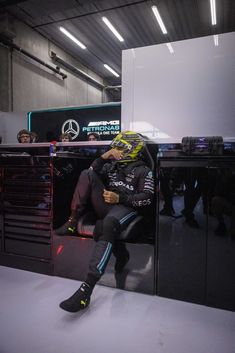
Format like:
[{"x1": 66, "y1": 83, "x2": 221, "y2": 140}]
[
  {"x1": 103, "y1": 189, "x2": 120, "y2": 204},
  {"x1": 101, "y1": 148, "x2": 124, "y2": 161}
]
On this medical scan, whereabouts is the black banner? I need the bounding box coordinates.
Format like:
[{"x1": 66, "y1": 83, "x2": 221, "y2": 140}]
[{"x1": 28, "y1": 103, "x2": 121, "y2": 142}]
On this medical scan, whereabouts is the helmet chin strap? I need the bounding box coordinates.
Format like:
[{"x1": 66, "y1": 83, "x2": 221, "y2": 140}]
[{"x1": 116, "y1": 157, "x2": 138, "y2": 164}]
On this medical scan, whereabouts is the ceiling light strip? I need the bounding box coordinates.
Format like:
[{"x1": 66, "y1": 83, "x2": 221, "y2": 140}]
[
  {"x1": 210, "y1": 0, "x2": 217, "y2": 26},
  {"x1": 102, "y1": 17, "x2": 124, "y2": 42},
  {"x1": 104, "y1": 64, "x2": 120, "y2": 77},
  {"x1": 151, "y1": 5, "x2": 167, "y2": 34},
  {"x1": 59, "y1": 26, "x2": 86, "y2": 49}
]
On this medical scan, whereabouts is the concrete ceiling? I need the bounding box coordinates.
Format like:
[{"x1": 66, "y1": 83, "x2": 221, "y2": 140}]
[{"x1": 1, "y1": 0, "x2": 235, "y2": 85}]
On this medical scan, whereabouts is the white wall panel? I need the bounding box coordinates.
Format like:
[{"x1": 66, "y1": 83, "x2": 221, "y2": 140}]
[
  {"x1": 122, "y1": 32, "x2": 235, "y2": 141},
  {"x1": 0, "y1": 111, "x2": 26, "y2": 143}
]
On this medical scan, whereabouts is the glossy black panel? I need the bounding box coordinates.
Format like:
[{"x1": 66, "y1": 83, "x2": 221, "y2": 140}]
[
  {"x1": 100, "y1": 243, "x2": 155, "y2": 294},
  {"x1": 157, "y1": 156, "x2": 235, "y2": 311},
  {"x1": 206, "y1": 165, "x2": 235, "y2": 311},
  {"x1": 3, "y1": 165, "x2": 52, "y2": 209},
  {"x1": 158, "y1": 166, "x2": 207, "y2": 304},
  {"x1": 53, "y1": 232, "x2": 155, "y2": 294},
  {"x1": 5, "y1": 239, "x2": 51, "y2": 259},
  {"x1": 0, "y1": 252, "x2": 53, "y2": 275}
]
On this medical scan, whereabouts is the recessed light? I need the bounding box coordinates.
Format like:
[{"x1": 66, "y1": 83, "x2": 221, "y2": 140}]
[
  {"x1": 151, "y1": 5, "x2": 167, "y2": 34},
  {"x1": 102, "y1": 17, "x2": 124, "y2": 42}
]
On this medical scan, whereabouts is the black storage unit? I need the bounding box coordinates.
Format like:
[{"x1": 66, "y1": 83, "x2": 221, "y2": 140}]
[
  {"x1": 157, "y1": 155, "x2": 235, "y2": 311},
  {"x1": 0, "y1": 152, "x2": 53, "y2": 275}
]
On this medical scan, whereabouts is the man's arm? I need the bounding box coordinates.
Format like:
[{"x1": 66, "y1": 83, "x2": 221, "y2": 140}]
[
  {"x1": 90, "y1": 148, "x2": 124, "y2": 173},
  {"x1": 119, "y1": 168, "x2": 154, "y2": 208},
  {"x1": 103, "y1": 167, "x2": 155, "y2": 208}
]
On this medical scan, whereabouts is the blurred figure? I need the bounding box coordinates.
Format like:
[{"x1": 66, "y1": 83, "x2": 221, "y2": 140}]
[
  {"x1": 60, "y1": 133, "x2": 72, "y2": 142},
  {"x1": 181, "y1": 168, "x2": 208, "y2": 228},
  {"x1": 46, "y1": 131, "x2": 56, "y2": 142},
  {"x1": 53, "y1": 130, "x2": 78, "y2": 226},
  {"x1": 54, "y1": 132, "x2": 74, "y2": 178},
  {"x1": 159, "y1": 168, "x2": 175, "y2": 216},
  {"x1": 80, "y1": 132, "x2": 104, "y2": 157},
  {"x1": 87, "y1": 132, "x2": 100, "y2": 141},
  {"x1": 58, "y1": 133, "x2": 73, "y2": 153},
  {"x1": 31, "y1": 131, "x2": 39, "y2": 143},
  {"x1": 211, "y1": 169, "x2": 235, "y2": 238},
  {"x1": 17, "y1": 129, "x2": 32, "y2": 143},
  {"x1": 0, "y1": 136, "x2": 2, "y2": 144}
]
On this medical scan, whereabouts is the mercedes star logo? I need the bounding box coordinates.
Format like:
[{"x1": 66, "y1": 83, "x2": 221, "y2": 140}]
[{"x1": 62, "y1": 119, "x2": 80, "y2": 140}]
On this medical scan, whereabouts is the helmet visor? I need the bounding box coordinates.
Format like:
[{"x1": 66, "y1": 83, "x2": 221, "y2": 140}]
[{"x1": 110, "y1": 138, "x2": 133, "y2": 153}]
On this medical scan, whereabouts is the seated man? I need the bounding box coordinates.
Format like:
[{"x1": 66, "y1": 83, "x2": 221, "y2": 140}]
[{"x1": 57, "y1": 131, "x2": 155, "y2": 312}]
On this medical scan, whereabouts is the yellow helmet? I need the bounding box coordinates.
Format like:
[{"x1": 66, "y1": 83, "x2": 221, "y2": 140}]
[{"x1": 110, "y1": 131, "x2": 145, "y2": 162}]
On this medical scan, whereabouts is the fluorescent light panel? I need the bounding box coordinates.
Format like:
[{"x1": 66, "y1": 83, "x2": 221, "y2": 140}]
[
  {"x1": 104, "y1": 64, "x2": 119, "y2": 77},
  {"x1": 210, "y1": 0, "x2": 217, "y2": 25},
  {"x1": 102, "y1": 17, "x2": 124, "y2": 42},
  {"x1": 151, "y1": 5, "x2": 167, "y2": 34},
  {"x1": 166, "y1": 43, "x2": 174, "y2": 54},
  {"x1": 59, "y1": 26, "x2": 86, "y2": 49},
  {"x1": 213, "y1": 34, "x2": 219, "y2": 46}
]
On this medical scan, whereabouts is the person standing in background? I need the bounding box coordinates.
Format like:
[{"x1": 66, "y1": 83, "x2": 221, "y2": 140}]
[
  {"x1": 87, "y1": 132, "x2": 100, "y2": 141},
  {"x1": 59, "y1": 133, "x2": 72, "y2": 143},
  {"x1": 31, "y1": 132, "x2": 39, "y2": 143},
  {"x1": 17, "y1": 129, "x2": 32, "y2": 143}
]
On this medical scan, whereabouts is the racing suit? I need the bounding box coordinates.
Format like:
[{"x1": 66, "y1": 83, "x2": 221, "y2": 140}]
[{"x1": 72, "y1": 155, "x2": 155, "y2": 286}]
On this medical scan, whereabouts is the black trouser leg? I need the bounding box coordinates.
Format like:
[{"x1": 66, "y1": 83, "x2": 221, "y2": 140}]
[
  {"x1": 112, "y1": 242, "x2": 127, "y2": 259},
  {"x1": 112, "y1": 242, "x2": 129, "y2": 273},
  {"x1": 85, "y1": 216, "x2": 119, "y2": 288},
  {"x1": 70, "y1": 168, "x2": 111, "y2": 218},
  {"x1": 86, "y1": 206, "x2": 137, "y2": 287}
]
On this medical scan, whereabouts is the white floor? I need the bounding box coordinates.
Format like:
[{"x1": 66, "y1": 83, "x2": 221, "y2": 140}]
[{"x1": 0, "y1": 265, "x2": 235, "y2": 353}]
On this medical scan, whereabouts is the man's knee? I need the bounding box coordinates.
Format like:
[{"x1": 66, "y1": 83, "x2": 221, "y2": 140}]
[
  {"x1": 97, "y1": 216, "x2": 120, "y2": 243},
  {"x1": 76, "y1": 169, "x2": 100, "y2": 191},
  {"x1": 78, "y1": 168, "x2": 90, "y2": 182},
  {"x1": 80, "y1": 168, "x2": 103, "y2": 186}
]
